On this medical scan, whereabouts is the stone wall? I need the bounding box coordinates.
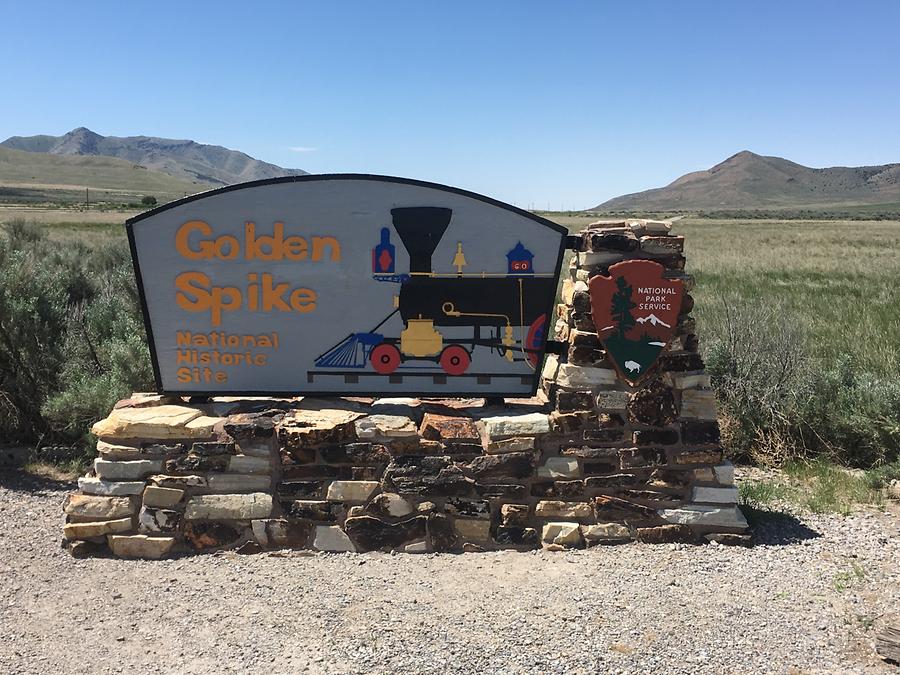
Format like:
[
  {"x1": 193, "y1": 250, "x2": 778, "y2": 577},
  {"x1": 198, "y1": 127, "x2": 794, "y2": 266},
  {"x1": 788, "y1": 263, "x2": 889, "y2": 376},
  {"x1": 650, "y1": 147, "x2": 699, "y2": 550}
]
[{"x1": 62, "y1": 222, "x2": 747, "y2": 559}]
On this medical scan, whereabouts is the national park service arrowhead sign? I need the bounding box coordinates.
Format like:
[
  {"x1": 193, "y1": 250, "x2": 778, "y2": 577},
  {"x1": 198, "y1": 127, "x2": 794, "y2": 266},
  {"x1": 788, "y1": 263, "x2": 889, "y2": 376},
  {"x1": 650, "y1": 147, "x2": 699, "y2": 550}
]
[
  {"x1": 127, "y1": 175, "x2": 566, "y2": 397},
  {"x1": 588, "y1": 260, "x2": 683, "y2": 385}
]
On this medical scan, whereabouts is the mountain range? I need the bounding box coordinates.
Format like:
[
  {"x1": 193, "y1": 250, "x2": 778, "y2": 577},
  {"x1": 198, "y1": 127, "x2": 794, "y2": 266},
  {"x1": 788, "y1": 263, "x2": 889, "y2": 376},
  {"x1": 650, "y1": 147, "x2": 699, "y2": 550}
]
[
  {"x1": 3, "y1": 129, "x2": 897, "y2": 213},
  {"x1": 595, "y1": 151, "x2": 900, "y2": 211},
  {"x1": 1, "y1": 127, "x2": 306, "y2": 186}
]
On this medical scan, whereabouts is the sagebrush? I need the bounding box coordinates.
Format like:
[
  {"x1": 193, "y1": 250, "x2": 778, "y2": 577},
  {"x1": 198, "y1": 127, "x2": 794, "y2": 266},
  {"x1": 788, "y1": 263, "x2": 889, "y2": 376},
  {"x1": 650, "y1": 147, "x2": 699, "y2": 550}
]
[
  {"x1": 704, "y1": 296, "x2": 900, "y2": 467},
  {"x1": 0, "y1": 220, "x2": 153, "y2": 453}
]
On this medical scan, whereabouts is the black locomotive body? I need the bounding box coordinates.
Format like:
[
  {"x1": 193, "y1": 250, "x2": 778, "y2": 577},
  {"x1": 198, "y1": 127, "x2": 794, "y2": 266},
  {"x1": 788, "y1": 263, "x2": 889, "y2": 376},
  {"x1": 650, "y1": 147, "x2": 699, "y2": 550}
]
[{"x1": 315, "y1": 206, "x2": 553, "y2": 376}]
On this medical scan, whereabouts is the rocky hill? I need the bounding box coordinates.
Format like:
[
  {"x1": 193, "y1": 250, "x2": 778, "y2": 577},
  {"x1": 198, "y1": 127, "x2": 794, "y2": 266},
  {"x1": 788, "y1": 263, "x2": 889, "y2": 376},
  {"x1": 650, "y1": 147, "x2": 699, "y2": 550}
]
[
  {"x1": 596, "y1": 151, "x2": 900, "y2": 211},
  {"x1": 1, "y1": 127, "x2": 307, "y2": 186}
]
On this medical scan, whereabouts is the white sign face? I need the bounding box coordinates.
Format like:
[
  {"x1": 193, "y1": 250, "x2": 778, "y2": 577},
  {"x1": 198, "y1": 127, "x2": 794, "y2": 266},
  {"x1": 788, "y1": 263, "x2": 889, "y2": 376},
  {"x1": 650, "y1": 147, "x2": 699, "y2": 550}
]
[{"x1": 128, "y1": 175, "x2": 566, "y2": 396}]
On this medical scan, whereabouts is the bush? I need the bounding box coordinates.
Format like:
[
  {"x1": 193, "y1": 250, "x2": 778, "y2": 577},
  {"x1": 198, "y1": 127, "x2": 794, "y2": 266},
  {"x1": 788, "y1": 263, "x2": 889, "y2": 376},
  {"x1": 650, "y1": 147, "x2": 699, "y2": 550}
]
[
  {"x1": 0, "y1": 221, "x2": 153, "y2": 450},
  {"x1": 140, "y1": 195, "x2": 157, "y2": 206},
  {"x1": 0, "y1": 221, "x2": 70, "y2": 440},
  {"x1": 42, "y1": 255, "x2": 154, "y2": 442},
  {"x1": 705, "y1": 296, "x2": 900, "y2": 468}
]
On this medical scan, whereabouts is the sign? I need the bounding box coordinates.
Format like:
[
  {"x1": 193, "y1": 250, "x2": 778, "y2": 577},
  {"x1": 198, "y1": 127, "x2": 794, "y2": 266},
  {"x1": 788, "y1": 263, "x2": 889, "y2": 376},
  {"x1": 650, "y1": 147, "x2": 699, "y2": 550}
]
[
  {"x1": 588, "y1": 260, "x2": 684, "y2": 384},
  {"x1": 127, "y1": 175, "x2": 566, "y2": 396}
]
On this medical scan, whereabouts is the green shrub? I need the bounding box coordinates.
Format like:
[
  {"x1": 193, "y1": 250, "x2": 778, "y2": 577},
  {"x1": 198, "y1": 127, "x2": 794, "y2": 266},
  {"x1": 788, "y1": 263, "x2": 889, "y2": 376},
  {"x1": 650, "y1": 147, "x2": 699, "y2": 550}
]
[
  {"x1": 0, "y1": 221, "x2": 153, "y2": 449},
  {"x1": 705, "y1": 297, "x2": 900, "y2": 468},
  {"x1": 0, "y1": 221, "x2": 70, "y2": 440},
  {"x1": 41, "y1": 261, "x2": 154, "y2": 441}
]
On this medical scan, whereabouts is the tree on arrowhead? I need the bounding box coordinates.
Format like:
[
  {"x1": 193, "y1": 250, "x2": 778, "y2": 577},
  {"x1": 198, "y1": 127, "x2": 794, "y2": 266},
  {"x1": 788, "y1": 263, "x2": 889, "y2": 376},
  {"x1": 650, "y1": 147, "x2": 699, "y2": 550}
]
[{"x1": 611, "y1": 276, "x2": 637, "y2": 338}]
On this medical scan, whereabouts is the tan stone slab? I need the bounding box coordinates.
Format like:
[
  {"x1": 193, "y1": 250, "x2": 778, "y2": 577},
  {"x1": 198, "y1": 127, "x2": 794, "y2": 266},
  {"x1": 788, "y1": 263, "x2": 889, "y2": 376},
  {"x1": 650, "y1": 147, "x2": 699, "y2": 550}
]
[
  {"x1": 184, "y1": 415, "x2": 225, "y2": 436},
  {"x1": 484, "y1": 436, "x2": 536, "y2": 454},
  {"x1": 63, "y1": 494, "x2": 137, "y2": 519},
  {"x1": 326, "y1": 481, "x2": 379, "y2": 503},
  {"x1": 108, "y1": 534, "x2": 176, "y2": 559},
  {"x1": 555, "y1": 363, "x2": 618, "y2": 389},
  {"x1": 659, "y1": 505, "x2": 748, "y2": 529},
  {"x1": 628, "y1": 219, "x2": 671, "y2": 236},
  {"x1": 669, "y1": 373, "x2": 711, "y2": 390},
  {"x1": 78, "y1": 477, "x2": 146, "y2": 496},
  {"x1": 227, "y1": 455, "x2": 271, "y2": 475},
  {"x1": 355, "y1": 414, "x2": 418, "y2": 440},
  {"x1": 541, "y1": 522, "x2": 583, "y2": 547},
  {"x1": 206, "y1": 473, "x2": 270, "y2": 493},
  {"x1": 581, "y1": 523, "x2": 631, "y2": 544},
  {"x1": 91, "y1": 405, "x2": 219, "y2": 440},
  {"x1": 113, "y1": 394, "x2": 183, "y2": 409},
  {"x1": 535, "y1": 500, "x2": 592, "y2": 519},
  {"x1": 64, "y1": 517, "x2": 133, "y2": 540},
  {"x1": 149, "y1": 474, "x2": 208, "y2": 489},
  {"x1": 680, "y1": 390, "x2": 717, "y2": 420},
  {"x1": 577, "y1": 251, "x2": 625, "y2": 267},
  {"x1": 453, "y1": 519, "x2": 491, "y2": 542},
  {"x1": 279, "y1": 408, "x2": 365, "y2": 448},
  {"x1": 142, "y1": 486, "x2": 185, "y2": 509},
  {"x1": 94, "y1": 458, "x2": 163, "y2": 480},
  {"x1": 536, "y1": 457, "x2": 579, "y2": 479},
  {"x1": 312, "y1": 525, "x2": 357, "y2": 552},
  {"x1": 184, "y1": 493, "x2": 273, "y2": 520},
  {"x1": 541, "y1": 355, "x2": 560, "y2": 381},
  {"x1": 480, "y1": 412, "x2": 550, "y2": 440}
]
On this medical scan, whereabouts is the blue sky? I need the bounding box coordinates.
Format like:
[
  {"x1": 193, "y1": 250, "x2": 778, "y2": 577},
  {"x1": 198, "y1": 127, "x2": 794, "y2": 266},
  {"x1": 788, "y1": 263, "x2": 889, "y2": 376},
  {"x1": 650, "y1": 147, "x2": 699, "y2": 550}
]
[{"x1": 1, "y1": 1, "x2": 898, "y2": 209}]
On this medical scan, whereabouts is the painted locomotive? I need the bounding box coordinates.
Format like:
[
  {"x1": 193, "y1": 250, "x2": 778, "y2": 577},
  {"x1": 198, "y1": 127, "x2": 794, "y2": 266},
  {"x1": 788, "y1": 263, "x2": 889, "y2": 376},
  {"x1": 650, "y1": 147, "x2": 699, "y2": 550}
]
[{"x1": 315, "y1": 207, "x2": 554, "y2": 376}]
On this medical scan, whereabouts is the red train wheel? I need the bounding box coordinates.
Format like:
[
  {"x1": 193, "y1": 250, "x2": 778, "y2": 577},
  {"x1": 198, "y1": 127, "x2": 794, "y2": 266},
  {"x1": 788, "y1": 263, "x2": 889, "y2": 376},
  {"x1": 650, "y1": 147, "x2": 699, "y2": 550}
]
[
  {"x1": 525, "y1": 314, "x2": 547, "y2": 367},
  {"x1": 439, "y1": 345, "x2": 470, "y2": 376},
  {"x1": 370, "y1": 343, "x2": 401, "y2": 374}
]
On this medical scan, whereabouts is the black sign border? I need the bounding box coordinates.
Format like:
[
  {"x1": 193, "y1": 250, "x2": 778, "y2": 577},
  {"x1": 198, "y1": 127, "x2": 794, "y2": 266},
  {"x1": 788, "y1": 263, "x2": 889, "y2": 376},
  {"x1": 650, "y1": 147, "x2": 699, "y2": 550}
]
[{"x1": 126, "y1": 174, "x2": 567, "y2": 398}]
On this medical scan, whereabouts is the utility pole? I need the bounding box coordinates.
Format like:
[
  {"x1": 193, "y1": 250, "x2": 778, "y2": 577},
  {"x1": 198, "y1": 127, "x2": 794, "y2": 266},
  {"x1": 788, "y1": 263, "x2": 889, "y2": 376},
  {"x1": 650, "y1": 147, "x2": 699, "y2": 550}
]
[{"x1": 85, "y1": 187, "x2": 89, "y2": 209}]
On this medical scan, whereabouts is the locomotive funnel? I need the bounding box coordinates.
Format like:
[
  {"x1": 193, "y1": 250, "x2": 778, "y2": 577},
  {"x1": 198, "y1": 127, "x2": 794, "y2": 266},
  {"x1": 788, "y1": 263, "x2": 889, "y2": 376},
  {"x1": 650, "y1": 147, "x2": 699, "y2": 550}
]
[{"x1": 390, "y1": 207, "x2": 452, "y2": 274}]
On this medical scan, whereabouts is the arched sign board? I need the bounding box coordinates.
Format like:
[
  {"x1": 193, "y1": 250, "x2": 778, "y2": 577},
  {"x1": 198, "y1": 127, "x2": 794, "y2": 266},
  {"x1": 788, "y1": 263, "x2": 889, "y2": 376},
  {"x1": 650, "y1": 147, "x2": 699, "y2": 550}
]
[{"x1": 127, "y1": 175, "x2": 567, "y2": 397}]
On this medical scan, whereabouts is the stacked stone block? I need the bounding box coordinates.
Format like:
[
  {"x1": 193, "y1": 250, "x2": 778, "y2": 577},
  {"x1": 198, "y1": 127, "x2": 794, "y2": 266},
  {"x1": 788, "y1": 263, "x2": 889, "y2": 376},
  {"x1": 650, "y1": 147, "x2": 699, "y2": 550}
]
[
  {"x1": 62, "y1": 222, "x2": 747, "y2": 558},
  {"x1": 64, "y1": 397, "x2": 280, "y2": 559}
]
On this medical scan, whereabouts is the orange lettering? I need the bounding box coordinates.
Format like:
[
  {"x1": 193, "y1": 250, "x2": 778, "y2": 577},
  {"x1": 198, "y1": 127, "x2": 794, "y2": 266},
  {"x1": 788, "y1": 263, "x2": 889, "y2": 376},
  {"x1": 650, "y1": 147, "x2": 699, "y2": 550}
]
[
  {"x1": 284, "y1": 236, "x2": 308, "y2": 260},
  {"x1": 261, "y1": 273, "x2": 290, "y2": 312},
  {"x1": 312, "y1": 236, "x2": 341, "y2": 262},
  {"x1": 175, "y1": 221, "x2": 213, "y2": 259},
  {"x1": 290, "y1": 288, "x2": 317, "y2": 312}
]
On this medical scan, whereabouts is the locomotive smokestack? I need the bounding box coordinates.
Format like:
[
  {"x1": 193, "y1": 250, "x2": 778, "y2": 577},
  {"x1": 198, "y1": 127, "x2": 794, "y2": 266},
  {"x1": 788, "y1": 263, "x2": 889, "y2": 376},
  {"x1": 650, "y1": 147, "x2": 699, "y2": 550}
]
[{"x1": 390, "y1": 207, "x2": 452, "y2": 274}]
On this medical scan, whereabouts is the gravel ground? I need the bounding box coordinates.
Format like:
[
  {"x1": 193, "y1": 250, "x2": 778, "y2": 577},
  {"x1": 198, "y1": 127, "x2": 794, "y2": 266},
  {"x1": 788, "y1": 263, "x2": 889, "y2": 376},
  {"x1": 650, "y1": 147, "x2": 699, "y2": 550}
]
[{"x1": 1, "y1": 470, "x2": 897, "y2": 675}]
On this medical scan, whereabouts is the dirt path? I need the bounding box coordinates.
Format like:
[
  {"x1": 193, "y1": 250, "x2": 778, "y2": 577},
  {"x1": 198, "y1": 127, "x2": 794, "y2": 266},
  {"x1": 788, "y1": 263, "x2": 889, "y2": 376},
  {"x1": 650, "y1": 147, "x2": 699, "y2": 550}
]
[{"x1": 1, "y1": 471, "x2": 897, "y2": 674}]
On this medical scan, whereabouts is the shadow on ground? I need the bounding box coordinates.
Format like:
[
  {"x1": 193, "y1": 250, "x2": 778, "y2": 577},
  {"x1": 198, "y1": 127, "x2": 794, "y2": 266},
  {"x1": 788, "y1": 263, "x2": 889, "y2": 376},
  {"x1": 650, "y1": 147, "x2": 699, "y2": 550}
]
[
  {"x1": 744, "y1": 504, "x2": 822, "y2": 545},
  {"x1": 0, "y1": 468, "x2": 75, "y2": 493}
]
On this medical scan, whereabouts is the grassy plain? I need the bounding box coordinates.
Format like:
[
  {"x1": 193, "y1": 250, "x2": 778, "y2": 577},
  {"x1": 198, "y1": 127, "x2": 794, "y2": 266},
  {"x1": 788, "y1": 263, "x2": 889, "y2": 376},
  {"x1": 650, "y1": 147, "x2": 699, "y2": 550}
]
[
  {"x1": 680, "y1": 217, "x2": 900, "y2": 376},
  {"x1": 738, "y1": 459, "x2": 900, "y2": 514},
  {"x1": 0, "y1": 145, "x2": 209, "y2": 205}
]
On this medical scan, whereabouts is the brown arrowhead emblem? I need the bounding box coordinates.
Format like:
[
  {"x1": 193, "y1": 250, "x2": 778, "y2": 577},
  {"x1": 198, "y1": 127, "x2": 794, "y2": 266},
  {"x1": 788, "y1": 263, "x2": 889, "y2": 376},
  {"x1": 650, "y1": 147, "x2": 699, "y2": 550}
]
[{"x1": 588, "y1": 260, "x2": 683, "y2": 385}]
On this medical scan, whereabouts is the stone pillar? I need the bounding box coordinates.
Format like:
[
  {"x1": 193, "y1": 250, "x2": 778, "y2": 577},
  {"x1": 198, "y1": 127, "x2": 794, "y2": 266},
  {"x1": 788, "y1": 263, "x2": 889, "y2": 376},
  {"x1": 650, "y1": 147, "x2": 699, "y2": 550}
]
[{"x1": 540, "y1": 219, "x2": 748, "y2": 543}]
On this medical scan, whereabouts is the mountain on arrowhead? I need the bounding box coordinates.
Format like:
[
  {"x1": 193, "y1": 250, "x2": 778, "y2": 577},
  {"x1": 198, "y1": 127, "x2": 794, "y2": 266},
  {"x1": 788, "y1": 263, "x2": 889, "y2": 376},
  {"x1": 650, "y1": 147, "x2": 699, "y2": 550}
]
[
  {"x1": 1, "y1": 127, "x2": 307, "y2": 186},
  {"x1": 635, "y1": 314, "x2": 671, "y2": 328},
  {"x1": 595, "y1": 151, "x2": 900, "y2": 210}
]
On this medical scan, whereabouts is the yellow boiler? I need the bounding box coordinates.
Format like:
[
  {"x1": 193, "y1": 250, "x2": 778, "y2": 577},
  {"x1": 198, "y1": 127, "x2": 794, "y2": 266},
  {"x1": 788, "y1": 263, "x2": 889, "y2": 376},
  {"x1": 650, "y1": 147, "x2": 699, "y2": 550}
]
[{"x1": 400, "y1": 319, "x2": 443, "y2": 357}]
